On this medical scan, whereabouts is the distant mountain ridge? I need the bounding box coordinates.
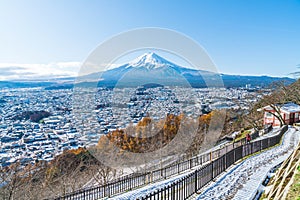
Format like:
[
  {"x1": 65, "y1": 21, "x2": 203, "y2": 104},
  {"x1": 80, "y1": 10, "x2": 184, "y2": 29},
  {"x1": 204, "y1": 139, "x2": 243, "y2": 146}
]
[
  {"x1": 0, "y1": 52, "x2": 295, "y2": 88},
  {"x1": 78, "y1": 52, "x2": 294, "y2": 88}
]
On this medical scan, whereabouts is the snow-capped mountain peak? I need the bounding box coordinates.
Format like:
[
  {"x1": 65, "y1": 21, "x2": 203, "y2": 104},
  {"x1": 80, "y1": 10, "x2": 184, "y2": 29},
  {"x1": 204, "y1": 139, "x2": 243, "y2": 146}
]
[{"x1": 128, "y1": 52, "x2": 175, "y2": 69}]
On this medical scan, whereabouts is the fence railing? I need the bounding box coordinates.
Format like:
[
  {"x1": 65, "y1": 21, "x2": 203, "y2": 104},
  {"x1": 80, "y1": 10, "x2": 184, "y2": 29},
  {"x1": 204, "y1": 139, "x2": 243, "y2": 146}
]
[
  {"x1": 138, "y1": 125, "x2": 288, "y2": 200},
  {"x1": 52, "y1": 126, "x2": 281, "y2": 200}
]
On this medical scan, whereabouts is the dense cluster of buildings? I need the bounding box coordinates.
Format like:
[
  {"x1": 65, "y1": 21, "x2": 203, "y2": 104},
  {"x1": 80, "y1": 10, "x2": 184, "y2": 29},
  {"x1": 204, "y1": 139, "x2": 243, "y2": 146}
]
[{"x1": 0, "y1": 86, "x2": 266, "y2": 167}]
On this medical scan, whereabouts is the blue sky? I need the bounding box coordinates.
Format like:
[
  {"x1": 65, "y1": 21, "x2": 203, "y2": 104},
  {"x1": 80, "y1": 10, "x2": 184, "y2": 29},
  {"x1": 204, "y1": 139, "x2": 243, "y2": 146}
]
[{"x1": 0, "y1": 0, "x2": 300, "y2": 80}]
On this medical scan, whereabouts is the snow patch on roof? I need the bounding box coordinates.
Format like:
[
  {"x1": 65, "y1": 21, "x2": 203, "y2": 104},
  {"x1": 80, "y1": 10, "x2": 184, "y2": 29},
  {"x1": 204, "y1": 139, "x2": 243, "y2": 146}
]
[
  {"x1": 259, "y1": 102, "x2": 300, "y2": 113},
  {"x1": 280, "y1": 102, "x2": 300, "y2": 113}
]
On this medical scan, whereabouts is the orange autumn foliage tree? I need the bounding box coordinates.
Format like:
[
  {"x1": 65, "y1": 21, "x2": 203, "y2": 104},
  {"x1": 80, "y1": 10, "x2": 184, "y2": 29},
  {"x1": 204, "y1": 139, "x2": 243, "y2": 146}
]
[
  {"x1": 98, "y1": 114, "x2": 182, "y2": 153},
  {"x1": 199, "y1": 112, "x2": 212, "y2": 129},
  {"x1": 97, "y1": 111, "x2": 230, "y2": 157}
]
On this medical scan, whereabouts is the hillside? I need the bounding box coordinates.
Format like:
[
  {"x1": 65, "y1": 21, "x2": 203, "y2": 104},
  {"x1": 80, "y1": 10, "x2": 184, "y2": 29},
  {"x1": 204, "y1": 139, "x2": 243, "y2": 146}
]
[{"x1": 0, "y1": 148, "x2": 115, "y2": 199}]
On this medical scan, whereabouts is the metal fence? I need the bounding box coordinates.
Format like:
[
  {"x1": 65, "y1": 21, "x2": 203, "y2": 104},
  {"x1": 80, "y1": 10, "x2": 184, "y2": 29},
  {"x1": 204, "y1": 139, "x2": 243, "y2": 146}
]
[
  {"x1": 52, "y1": 126, "x2": 285, "y2": 200},
  {"x1": 138, "y1": 126, "x2": 287, "y2": 200}
]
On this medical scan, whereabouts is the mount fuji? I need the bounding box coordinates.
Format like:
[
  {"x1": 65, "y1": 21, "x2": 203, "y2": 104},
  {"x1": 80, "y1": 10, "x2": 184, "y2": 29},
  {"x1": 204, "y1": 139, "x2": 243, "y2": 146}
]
[
  {"x1": 79, "y1": 52, "x2": 223, "y2": 88},
  {"x1": 77, "y1": 52, "x2": 293, "y2": 88}
]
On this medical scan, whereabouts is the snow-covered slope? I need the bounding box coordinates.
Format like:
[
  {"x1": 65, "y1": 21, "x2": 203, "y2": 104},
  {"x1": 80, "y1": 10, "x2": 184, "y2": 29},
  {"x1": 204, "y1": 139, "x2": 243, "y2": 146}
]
[
  {"x1": 128, "y1": 52, "x2": 175, "y2": 69},
  {"x1": 75, "y1": 52, "x2": 294, "y2": 88}
]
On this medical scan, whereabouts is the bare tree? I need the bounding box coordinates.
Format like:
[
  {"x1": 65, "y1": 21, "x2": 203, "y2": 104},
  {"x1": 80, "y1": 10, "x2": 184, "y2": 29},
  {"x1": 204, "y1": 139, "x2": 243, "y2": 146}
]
[
  {"x1": 242, "y1": 105, "x2": 264, "y2": 131},
  {"x1": 0, "y1": 162, "x2": 24, "y2": 200},
  {"x1": 91, "y1": 164, "x2": 117, "y2": 186},
  {"x1": 43, "y1": 150, "x2": 96, "y2": 197}
]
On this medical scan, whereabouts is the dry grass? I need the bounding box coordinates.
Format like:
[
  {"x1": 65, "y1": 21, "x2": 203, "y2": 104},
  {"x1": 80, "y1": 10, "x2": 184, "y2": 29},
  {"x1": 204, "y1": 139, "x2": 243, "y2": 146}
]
[{"x1": 286, "y1": 165, "x2": 300, "y2": 200}]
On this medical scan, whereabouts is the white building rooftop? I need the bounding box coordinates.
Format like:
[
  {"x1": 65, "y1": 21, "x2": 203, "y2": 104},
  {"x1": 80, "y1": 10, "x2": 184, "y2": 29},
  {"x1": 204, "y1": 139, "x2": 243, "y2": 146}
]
[
  {"x1": 280, "y1": 102, "x2": 300, "y2": 113},
  {"x1": 259, "y1": 102, "x2": 300, "y2": 113}
]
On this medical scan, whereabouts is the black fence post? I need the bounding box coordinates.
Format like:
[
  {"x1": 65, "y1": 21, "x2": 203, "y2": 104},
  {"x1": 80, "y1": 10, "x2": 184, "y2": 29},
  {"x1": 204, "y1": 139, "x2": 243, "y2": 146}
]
[
  {"x1": 211, "y1": 161, "x2": 214, "y2": 179},
  {"x1": 195, "y1": 170, "x2": 198, "y2": 193},
  {"x1": 172, "y1": 183, "x2": 175, "y2": 200},
  {"x1": 234, "y1": 147, "x2": 236, "y2": 163}
]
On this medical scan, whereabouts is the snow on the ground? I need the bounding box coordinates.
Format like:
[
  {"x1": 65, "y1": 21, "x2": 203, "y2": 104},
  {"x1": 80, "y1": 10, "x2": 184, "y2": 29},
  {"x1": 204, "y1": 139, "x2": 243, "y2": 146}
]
[
  {"x1": 109, "y1": 169, "x2": 196, "y2": 200},
  {"x1": 194, "y1": 127, "x2": 300, "y2": 200}
]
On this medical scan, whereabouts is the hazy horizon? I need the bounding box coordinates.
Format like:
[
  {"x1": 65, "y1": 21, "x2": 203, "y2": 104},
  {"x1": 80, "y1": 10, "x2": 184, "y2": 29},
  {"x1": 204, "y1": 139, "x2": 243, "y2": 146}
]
[{"x1": 0, "y1": 51, "x2": 296, "y2": 81}]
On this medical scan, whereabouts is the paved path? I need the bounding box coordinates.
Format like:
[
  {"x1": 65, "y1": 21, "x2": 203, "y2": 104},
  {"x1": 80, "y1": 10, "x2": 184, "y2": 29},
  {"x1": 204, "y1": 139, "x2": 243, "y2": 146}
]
[{"x1": 193, "y1": 127, "x2": 300, "y2": 200}]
